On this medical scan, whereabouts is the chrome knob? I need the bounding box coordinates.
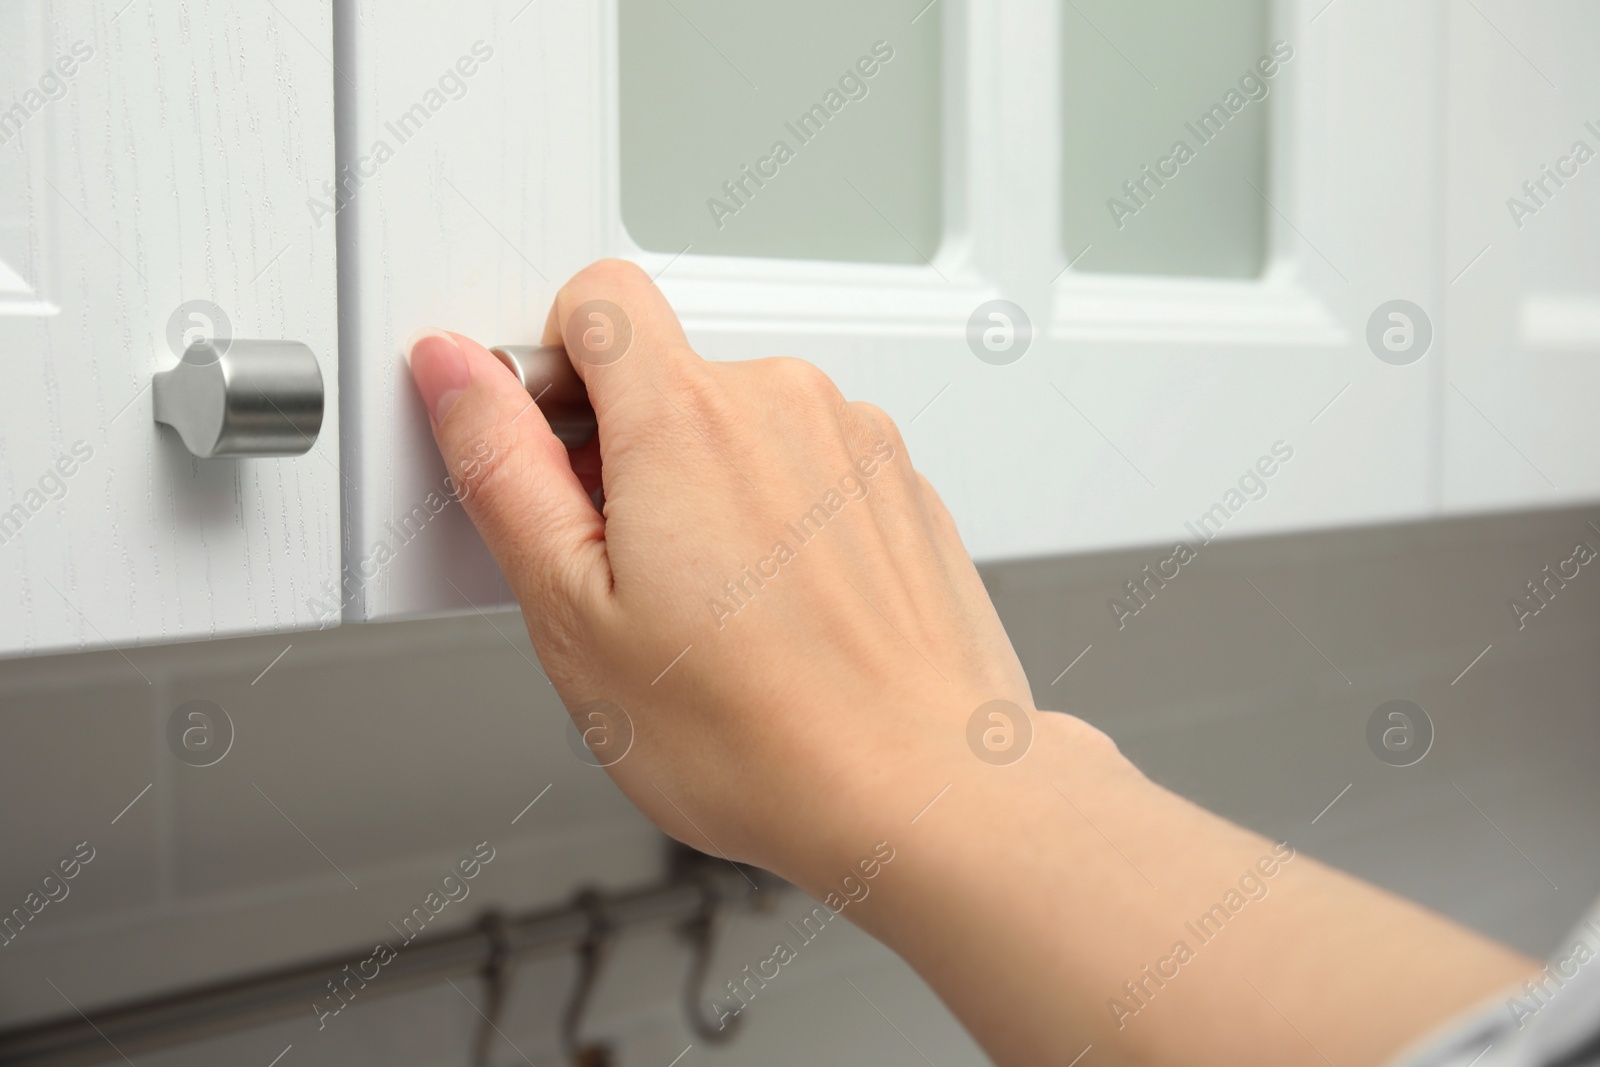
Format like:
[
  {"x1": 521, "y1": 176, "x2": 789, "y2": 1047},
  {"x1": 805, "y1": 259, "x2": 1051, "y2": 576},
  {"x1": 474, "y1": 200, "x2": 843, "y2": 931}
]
[
  {"x1": 153, "y1": 340, "x2": 324, "y2": 458},
  {"x1": 490, "y1": 344, "x2": 597, "y2": 449}
]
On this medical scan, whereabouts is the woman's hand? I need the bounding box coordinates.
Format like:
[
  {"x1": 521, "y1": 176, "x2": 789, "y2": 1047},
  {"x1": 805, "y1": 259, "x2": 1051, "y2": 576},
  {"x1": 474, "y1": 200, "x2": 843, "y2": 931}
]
[
  {"x1": 410, "y1": 259, "x2": 1536, "y2": 1067},
  {"x1": 407, "y1": 259, "x2": 1036, "y2": 891}
]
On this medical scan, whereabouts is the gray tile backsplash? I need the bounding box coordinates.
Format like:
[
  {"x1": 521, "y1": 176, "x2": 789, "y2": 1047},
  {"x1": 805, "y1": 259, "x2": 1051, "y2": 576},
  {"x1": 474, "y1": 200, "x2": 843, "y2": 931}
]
[{"x1": 1, "y1": 504, "x2": 1596, "y2": 1065}]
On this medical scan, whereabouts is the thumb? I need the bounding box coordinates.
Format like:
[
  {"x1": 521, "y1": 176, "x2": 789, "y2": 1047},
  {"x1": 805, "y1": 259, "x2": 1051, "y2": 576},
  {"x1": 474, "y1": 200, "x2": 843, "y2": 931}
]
[{"x1": 406, "y1": 328, "x2": 610, "y2": 611}]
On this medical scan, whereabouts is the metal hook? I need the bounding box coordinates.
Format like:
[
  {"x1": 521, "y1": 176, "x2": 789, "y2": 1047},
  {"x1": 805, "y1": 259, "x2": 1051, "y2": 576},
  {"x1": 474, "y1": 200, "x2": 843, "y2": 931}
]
[
  {"x1": 679, "y1": 872, "x2": 742, "y2": 1044},
  {"x1": 472, "y1": 910, "x2": 513, "y2": 1067},
  {"x1": 561, "y1": 890, "x2": 616, "y2": 1067}
]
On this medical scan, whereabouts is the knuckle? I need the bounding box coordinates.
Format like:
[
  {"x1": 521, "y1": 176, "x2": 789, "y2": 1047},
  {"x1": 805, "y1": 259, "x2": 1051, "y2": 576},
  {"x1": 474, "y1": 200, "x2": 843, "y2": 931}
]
[
  {"x1": 849, "y1": 400, "x2": 905, "y2": 452},
  {"x1": 850, "y1": 400, "x2": 897, "y2": 434},
  {"x1": 764, "y1": 356, "x2": 841, "y2": 407}
]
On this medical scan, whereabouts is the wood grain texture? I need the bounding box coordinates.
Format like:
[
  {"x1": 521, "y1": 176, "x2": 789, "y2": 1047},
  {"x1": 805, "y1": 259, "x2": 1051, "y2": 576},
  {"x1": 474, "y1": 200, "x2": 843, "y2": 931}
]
[
  {"x1": 0, "y1": 1, "x2": 340, "y2": 658},
  {"x1": 338, "y1": 0, "x2": 606, "y2": 623},
  {"x1": 4, "y1": 1, "x2": 1593, "y2": 646}
]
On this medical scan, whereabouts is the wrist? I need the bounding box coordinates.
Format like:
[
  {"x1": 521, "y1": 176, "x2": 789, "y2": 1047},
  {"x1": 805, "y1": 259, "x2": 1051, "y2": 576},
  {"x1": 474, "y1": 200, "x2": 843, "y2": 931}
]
[
  {"x1": 768, "y1": 707, "x2": 1138, "y2": 918},
  {"x1": 818, "y1": 710, "x2": 1150, "y2": 1066}
]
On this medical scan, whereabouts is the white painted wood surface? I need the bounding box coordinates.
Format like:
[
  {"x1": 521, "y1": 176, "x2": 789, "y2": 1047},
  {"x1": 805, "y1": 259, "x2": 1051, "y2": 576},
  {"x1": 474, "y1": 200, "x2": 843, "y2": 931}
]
[
  {"x1": 2, "y1": 0, "x2": 1595, "y2": 648},
  {"x1": 1442, "y1": 0, "x2": 1600, "y2": 512},
  {"x1": 337, "y1": 0, "x2": 607, "y2": 620},
  {"x1": 0, "y1": 1, "x2": 340, "y2": 658},
  {"x1": 341, "y1": 0, "x2": 1465, "y2": 623}
]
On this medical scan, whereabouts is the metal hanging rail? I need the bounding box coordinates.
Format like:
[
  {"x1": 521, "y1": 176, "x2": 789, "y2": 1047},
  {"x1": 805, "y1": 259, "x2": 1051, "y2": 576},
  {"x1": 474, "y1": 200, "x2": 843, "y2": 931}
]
[{"x1": 0, "y1": 855, "x2": 782, "y2": 1067}]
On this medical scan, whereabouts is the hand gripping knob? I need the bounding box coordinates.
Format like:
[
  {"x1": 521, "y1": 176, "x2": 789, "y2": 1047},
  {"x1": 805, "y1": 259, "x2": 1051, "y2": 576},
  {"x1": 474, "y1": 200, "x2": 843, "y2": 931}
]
[{"x1": 489, "y1": 344, "x2": 597, "y2": 449}]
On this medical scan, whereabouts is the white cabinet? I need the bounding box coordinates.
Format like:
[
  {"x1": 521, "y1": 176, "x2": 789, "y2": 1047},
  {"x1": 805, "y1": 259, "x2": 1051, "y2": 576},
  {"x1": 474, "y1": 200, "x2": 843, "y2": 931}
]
[
  {"x1": 337, "y1": 1, "x2": 612, "y2": 620},
  {"x1": 1442, "y1": 0, "x2": 1600, "y2": 511},
  {"x1": 4, "y1": 0, "x2": 1595, "y2": 650},
  {"x1": 337, "y1": 0, "x2": 1466, "y2": 623},
  {"x1": 0, "y1": 1, "x2": 340, "y2": 658}
]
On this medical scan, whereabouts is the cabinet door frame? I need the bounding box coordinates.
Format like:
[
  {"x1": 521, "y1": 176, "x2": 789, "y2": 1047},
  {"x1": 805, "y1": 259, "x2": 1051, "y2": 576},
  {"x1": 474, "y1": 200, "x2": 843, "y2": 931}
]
[
  {"x1": 604, "y1": 0, "x2": 1442, "y2": 559},
  {"x1": 340, "y1": 0, "x2": 1452, "y2": 622},
  {"x1": 1441, "y1": 0, "x2": 1600, "y2": 514}
]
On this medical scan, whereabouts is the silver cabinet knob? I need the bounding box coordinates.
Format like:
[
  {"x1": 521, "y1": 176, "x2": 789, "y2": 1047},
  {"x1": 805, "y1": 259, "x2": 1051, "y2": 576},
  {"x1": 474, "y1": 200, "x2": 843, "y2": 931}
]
[
  {"x1": 153, "y1": 340, "x2": 324, "y2": 458},
  {"x1": 490, "y1": 344, "x2": 597, "y2": 449}
]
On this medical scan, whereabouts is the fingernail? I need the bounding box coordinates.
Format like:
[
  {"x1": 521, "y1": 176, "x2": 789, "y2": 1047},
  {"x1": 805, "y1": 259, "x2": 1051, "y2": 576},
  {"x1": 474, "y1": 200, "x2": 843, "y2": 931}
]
[{"x1": 406, "y1": 328, "x2": 469, "y2": 424}]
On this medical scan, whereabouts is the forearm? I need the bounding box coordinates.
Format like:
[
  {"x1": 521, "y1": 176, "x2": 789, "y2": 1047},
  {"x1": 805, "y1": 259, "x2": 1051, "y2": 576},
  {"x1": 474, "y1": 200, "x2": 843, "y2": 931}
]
[{"x1": 818, "y1": 712, "x2": 1536, "y2": 1067}]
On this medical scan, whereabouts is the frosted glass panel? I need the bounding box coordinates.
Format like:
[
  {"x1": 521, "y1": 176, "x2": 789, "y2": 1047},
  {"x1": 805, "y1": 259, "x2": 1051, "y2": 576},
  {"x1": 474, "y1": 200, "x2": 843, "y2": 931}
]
[
  {"x1": 619, "y1": 0, "x2": 942, "y2": 264},
  {"x1": 1062, "y1": 0, "x2": 1274, "y2": 278}
]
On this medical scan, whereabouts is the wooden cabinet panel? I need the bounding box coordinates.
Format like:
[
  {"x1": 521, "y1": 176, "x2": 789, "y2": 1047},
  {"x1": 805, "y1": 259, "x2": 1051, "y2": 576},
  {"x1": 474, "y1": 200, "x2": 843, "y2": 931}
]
[
  {"x1": 0, "y1": 1, "x2": 340, "y2": 658},
  {"x1": 338, "y1": 0, "x2": 1451, "y2": 624},
  {"x1": 1442, "y1": 0, "x2": 1600, "y2": 512}
]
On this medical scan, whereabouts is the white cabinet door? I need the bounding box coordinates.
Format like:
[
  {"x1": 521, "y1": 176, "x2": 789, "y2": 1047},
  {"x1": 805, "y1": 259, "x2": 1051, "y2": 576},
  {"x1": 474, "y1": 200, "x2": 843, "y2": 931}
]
[
  {"x1": 338, "y1": 0, "x2": 1457, "y2": 623},
  {"x1": 1443, "y1": 0, "x2": 1600, "y2": 512},
  {"x1": 0, "y1": 2, "x2": 340, "y2": 658}
]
